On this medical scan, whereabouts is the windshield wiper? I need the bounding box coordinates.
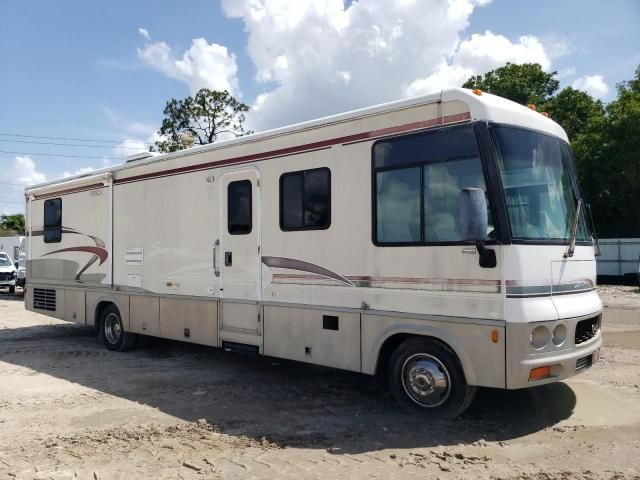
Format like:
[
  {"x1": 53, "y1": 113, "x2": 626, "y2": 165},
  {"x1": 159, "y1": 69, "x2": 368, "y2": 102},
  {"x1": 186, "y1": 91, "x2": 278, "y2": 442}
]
[
  {"x1": 563, "y1": 198, "x2": 582, "y2": 258},
  {"x1": 586, "y1": 203, "x2": 601, "y2": 256}
]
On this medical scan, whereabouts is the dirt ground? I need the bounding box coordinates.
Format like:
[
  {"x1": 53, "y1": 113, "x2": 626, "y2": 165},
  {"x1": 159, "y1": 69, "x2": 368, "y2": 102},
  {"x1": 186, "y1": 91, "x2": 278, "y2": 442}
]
[{"x1": 0, "y1": 289, "x2": 639, "y2": 480}]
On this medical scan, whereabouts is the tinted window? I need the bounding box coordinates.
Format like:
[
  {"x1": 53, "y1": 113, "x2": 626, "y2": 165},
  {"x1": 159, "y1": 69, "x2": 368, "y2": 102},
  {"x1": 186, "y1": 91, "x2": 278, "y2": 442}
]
[
  {"x1": 373, "y1": 125, "x2": 479, "y2": 169},
  {"x1": 373, "y1": 126, "x2": 493, "y2": 245},
  {"x1": 43, "y1": 198, "x2": 62, "y2": 243},
  {"x1": 280, "y1": 168, "x2": 330, "y2": 231},
  {"x1": 376, "y1": 167, "x2": 421, "y2": 243},
  {"x1": 227, "y1": 180, "x2": 252, "y2": 235},
  {"x1": 423, "y1": 158, "x2": 490, "y2": 242}
]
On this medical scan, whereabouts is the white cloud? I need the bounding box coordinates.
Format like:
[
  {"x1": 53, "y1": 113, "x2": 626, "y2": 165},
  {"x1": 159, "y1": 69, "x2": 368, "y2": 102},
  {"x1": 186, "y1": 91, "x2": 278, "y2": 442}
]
[
  {"x1": 14, "y1": 156, "x2": 46, "y2": 185},
  {"x1": 453, "y1": 31, "x2": 551, "y2": 73},
  {"x1": 218, "y1": 0, "x2": 552, "y2": 131},
  {"x1": 136, "y1": 1, "x2": 558, "y2": 132},
  {"x1": 0, "y1": 156, "x2": 46, "y2": 214},
  {"x1": 113, "y1": 139, "x2": 148, "y2": 157},
  {"x1": 138, "y1": 27, "x2": 151, "y2": 41},
  {"x1": 557, "y1": 66, "x2": 576, "y2": 79},
  {"x1": 62, "y1": 167, "x2": 95, "y2": 178},
  {"x1": 137, "y1": 29, "x2": 240, "y2": 95},
  {"x1": 571, "y1": 74, "x2": 609, "y2": 98}
]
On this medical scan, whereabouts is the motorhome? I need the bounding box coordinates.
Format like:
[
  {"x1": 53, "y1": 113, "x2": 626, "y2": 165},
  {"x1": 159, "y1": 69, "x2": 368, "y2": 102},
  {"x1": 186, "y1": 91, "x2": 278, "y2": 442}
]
[{"x1": 24, "y1": 88, "x2": 602, "y2": 417}]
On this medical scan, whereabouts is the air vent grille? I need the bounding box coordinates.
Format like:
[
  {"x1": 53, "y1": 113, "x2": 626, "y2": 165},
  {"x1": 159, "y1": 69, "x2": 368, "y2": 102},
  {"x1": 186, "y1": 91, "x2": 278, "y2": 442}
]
[
  {"x1": 33, "y1": 288, "x2": 56, "y2": 311},
  {"x1": 575, "y1": 354, "x2": 593, "y2": 371}
]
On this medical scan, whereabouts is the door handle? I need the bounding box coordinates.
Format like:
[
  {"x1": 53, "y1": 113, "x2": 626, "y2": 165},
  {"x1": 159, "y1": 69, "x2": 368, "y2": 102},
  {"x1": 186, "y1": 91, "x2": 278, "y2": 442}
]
[
  {"x1": 225, "y1": 251, "x2": 233, "y2": 267},
  {"x1": 213, "y1": 239, "x2": 220, "y2": 277}
]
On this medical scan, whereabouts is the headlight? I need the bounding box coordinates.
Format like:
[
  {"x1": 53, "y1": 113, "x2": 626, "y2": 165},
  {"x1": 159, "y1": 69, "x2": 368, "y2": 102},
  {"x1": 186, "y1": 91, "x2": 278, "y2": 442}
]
[
  {"x1": 530, "y1": 325, "x2": 551, "y2": 349},
  {"x1": 552, "y1": 324, "x2": 567, "y2": 346}
]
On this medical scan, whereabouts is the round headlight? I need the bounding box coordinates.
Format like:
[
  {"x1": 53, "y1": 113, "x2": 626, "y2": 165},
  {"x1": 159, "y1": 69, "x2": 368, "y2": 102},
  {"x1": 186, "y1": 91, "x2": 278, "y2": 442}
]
[
  {"x1": 552, "y1": 324, "x2": 567, "y2": 346},
  {"x1": 530, "y1": 325, "x2": 551, "y2": 349}
]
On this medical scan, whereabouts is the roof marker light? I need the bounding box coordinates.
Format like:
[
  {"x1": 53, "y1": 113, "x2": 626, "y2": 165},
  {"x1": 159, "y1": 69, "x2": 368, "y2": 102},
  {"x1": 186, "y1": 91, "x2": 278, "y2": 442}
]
[
  {"x1": 472, "y1": 89, "x2": 482, "y2": 96},
  {"x1": 527, "y1": 104, "x2": 537, "y2": 111},
  {"x1": 541, "y1": 112, "x2": 549, "y2": 117}
]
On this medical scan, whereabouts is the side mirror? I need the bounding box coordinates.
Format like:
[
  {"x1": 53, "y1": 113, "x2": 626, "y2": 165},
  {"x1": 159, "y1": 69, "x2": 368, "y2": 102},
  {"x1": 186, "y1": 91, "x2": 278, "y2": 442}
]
[
  {"x1": 459, "y1": 188, "x2": 496, "y2": 268},
  {"x1": 14, "y1": 262, "x2": 19, "y2": 269}
]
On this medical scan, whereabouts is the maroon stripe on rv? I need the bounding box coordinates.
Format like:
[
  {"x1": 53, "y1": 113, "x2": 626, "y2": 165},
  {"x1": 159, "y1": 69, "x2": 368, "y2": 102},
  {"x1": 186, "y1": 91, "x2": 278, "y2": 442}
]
[
  {"x1": 347, "y1": 275, "x2": 500, "y2": 286},
  {"x1": 113, "y1": 112, "x2": 472, "y2": 186},
  {"x1": 274, "y1": 274, "x2": 500, "y2": 286},
  {"x1": 42, "y1": 246, "x2": 109, "y2": 265},
  {"x1": 33, "y1": 183, "x2": 105, "y2": 200}
]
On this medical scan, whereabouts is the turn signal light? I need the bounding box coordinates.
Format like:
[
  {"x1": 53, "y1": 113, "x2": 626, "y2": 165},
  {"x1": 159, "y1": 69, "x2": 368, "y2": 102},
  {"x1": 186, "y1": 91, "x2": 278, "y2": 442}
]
[
  {"x1": 472, "y1": 89, "x2": 482, "y2": 96},
  {"x1": 529, "y1": 366, "x2": 551, "y2": 381},
  {"x1": 491, "y1": 329, "x2": 499, "y2": 343}
]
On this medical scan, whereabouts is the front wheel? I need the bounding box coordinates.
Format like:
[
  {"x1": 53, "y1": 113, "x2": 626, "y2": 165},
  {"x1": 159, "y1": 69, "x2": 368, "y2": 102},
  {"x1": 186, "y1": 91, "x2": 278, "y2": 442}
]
[
  {"x1": 100, "y1": 304, "x2": 137, "y2": 352},
  {"x1": 388, "y1": 338, "x2": 475, "y2": 419}
]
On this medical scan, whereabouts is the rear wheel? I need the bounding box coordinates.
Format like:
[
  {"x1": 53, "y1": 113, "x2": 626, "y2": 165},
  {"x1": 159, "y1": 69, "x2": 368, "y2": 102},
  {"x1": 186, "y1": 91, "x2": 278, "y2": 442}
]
[
  {"x1": 388, "y1": 337, "x2": 475, "y2": 419},
  {"x1": 100, "y1": 304, "x2": 136, "y2": 352}
]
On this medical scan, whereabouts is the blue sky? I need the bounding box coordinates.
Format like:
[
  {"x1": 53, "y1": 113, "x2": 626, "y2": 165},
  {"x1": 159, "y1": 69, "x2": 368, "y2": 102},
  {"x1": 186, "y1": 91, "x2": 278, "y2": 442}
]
[{"x1": 1, "y1": 0, "x2": 638, "y2": 213}]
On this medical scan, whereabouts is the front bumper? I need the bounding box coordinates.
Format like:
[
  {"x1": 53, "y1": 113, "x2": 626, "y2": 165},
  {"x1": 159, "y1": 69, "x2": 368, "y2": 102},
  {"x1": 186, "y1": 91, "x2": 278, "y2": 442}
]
[{"x1": 506, "y1": 312, "x2": 602, "y2": 389}]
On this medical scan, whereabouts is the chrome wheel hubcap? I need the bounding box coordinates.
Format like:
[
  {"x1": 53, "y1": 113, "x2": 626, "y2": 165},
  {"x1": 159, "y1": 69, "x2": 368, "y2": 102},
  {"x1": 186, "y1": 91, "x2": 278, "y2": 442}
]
[
  {"x1": 104, "y1": 313, "x2": 122, "y2": 345},
  {"x1": 401, "y1": 353, "x2": 451, "y2": 408}
]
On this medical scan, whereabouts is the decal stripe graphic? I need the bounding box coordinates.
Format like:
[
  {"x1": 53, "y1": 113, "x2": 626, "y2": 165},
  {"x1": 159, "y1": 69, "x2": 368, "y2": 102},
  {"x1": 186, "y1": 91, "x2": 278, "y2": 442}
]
[
  {"x1": 34, "y1": 226, "x2": 108, "y2": 281},
  {"x1": 31, "y1": 113, "x2": 471, "y2": 195},
  {"x1": 262, "y1": 256, "x2": 356, "y2": 287},
  {"x1": 114, "y1": 113, "x2": 470, "y2": 186},
  {"x1": 43, "y1": 246, "x2": 109, "y2": 265}
]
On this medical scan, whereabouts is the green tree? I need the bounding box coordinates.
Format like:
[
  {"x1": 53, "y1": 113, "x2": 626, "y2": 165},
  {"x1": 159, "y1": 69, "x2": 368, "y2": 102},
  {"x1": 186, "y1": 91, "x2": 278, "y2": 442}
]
[
  {"x1": 153, "y1": 89, "x2": 252, "y2": 153},
  {"x1": 591, "y1": 67, "x2": 640, "y2": 236},
  {"x1": 0, "y1": 214, "x2": 25, "y2": 235},
  {"x1": 546, "y1": 87, "x2": 605, "y2": 140},
  {"x1": 463, "y1": 63, "x2": 560, "y2": 106}
]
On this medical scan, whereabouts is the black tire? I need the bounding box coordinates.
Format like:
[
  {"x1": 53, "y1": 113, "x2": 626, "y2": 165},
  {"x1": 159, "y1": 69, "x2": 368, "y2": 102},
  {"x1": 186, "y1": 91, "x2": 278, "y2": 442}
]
[
  {"x1": 388, "y1": 337, "x2": 475, "y2": 419},
  {"x1": 100, "y1": 304, "x2": 137, "y2": 352},
  {"x1": 8, "y1": 285, "x2": 15, "y2": 294}
]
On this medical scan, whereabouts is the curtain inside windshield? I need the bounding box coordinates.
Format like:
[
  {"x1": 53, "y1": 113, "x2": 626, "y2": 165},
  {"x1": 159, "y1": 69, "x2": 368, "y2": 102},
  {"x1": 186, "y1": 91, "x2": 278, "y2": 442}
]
[{"x1": 492, "y1": 126, "x2": 589, "y2": 242}]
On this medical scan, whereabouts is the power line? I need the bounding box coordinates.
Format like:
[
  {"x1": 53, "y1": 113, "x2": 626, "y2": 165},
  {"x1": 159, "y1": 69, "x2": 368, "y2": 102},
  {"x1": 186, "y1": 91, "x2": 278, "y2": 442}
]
[
  {"x1": 0, "y1": 150, "x2": 122, "y2": 160},
  {"x1": 0, "y1": 181, "x2": 30, "y2": 186},
  {"x1": 0, "y1": 132, "x2": 152, "y2": 145},
  {"x1": 0, "y1": 138, "x2": 149, "y2": 150}
]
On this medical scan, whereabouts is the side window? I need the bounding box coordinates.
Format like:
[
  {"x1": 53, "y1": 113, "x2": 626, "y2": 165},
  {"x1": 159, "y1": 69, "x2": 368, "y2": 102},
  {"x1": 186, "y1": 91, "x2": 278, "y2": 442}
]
[
  {"x1": 43, "y1": 198, "x2": 62, "y2": 243},
  {"x1": 227, "y1": 180, "x2": 252, "y2": 235},
  {"x1": 373, "y1": 125, "x2": 493, "y2": 245},
  {"x1": 280, "y1": 167, "x2": 331, "y2": 231}
]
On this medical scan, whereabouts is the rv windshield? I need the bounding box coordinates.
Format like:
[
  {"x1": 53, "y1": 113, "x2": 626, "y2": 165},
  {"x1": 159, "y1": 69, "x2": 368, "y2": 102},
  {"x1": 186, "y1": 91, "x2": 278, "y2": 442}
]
[{"x1": 492, "y1": 126, "x2": 590, "y2": 242}]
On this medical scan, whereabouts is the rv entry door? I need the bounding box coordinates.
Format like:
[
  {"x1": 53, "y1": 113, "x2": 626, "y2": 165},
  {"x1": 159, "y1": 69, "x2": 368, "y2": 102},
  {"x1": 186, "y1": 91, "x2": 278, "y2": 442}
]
[{"x1": 218, "y1": 169, "x2": 262, "y2": 348}]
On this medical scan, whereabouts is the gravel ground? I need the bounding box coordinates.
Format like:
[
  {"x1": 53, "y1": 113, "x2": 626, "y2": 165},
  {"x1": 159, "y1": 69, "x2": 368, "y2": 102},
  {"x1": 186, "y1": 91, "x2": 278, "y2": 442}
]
[
  {"x1": 0, "y1": 290, "x2": 639, "y2": 479},
  {"x1": 598, "y1": 284, "x2": 640, "y2": 309}
]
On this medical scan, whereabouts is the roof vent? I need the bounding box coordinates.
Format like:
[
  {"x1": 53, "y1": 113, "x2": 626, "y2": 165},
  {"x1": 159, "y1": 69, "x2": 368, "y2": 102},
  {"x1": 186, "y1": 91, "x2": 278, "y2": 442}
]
[{"x1": 126, "y1": 151, "x2": 160, "y2": 163}]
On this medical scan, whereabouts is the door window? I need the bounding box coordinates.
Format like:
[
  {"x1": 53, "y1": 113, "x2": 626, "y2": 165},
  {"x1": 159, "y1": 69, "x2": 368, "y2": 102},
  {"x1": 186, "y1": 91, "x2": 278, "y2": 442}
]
[{"x1": 227, "y1": 180, "x2": 252, "y2": 235}]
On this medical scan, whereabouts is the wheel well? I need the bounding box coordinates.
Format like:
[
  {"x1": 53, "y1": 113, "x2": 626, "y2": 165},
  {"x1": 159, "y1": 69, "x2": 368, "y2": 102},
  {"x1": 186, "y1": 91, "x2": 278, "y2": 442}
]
[
  {"x1": 95, "y1": 301, "x2": 117, "y2": 329},
  {"x1": 375, "y1": 333, "x2": 461, "y2": 377}
]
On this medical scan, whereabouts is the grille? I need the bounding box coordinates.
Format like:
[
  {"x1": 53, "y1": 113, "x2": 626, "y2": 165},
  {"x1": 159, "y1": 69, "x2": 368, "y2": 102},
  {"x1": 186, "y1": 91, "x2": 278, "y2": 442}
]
[
  {"x1": 33, "y1": 288, "x2": 56, "y2": 311},
  {"x1": 0, "y1": 272, "x2": 12, "y2": 281},
  {"x1": 575, "y1": 354, "x2": 593, "y2": 371},
  {"x1": 575, "y1": 314, "x2": 600, "y2": 345}
]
